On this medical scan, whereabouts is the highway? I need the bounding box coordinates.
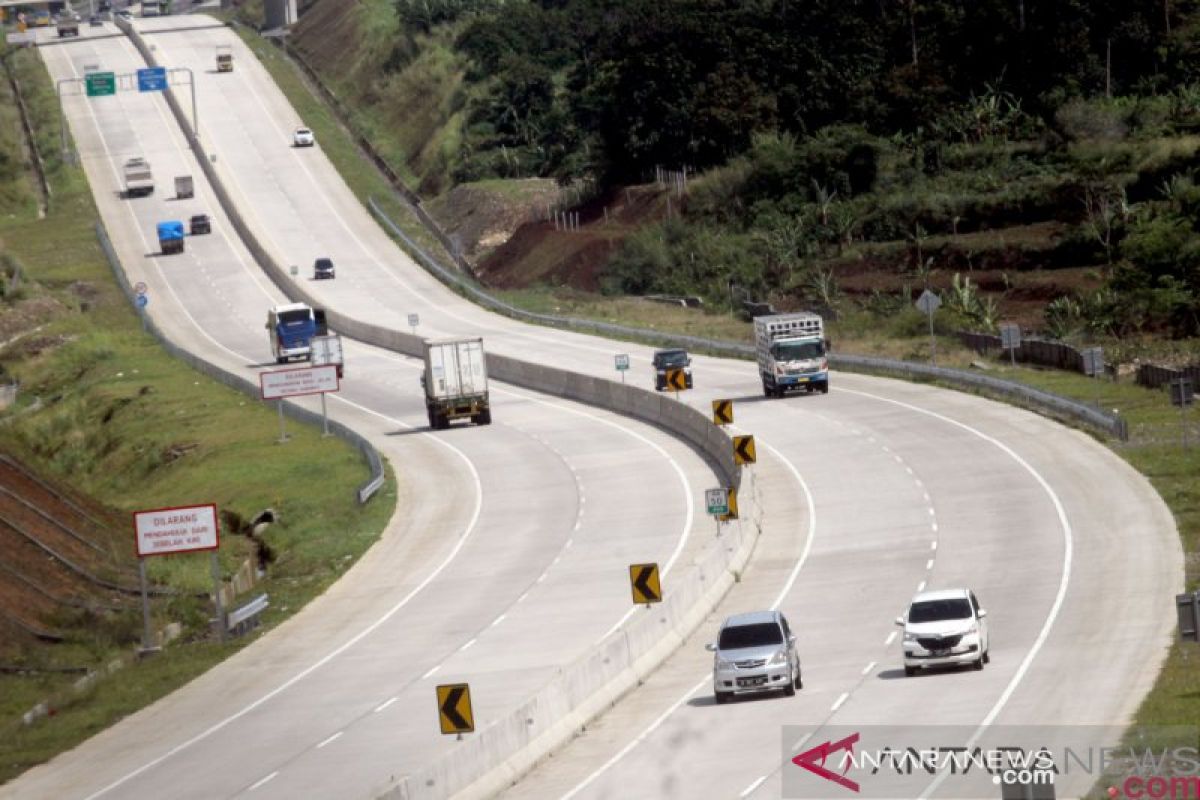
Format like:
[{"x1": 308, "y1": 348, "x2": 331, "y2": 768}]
[
  {"x1": 6, "y1": 15, "x2": 1184, "y2": 800},
  {"x1": 8, "y1": 22, "x2": 728, "y2": 800}
]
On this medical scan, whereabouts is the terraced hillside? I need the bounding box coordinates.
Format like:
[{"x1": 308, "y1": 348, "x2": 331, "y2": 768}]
[{"x1": 0, "y1": 455, "x2": 142, "y2": 660}]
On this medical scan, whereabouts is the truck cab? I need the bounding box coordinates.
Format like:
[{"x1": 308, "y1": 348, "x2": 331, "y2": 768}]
[
  {"x1": 156, "y1": 221, "x2": 184, "y2": 255},
  {"x1": 265, "y1": 303, "x2": 318, "y2": 364},
  {"x1": 754, "y1": 312, "x2": 828, "y2": 397}
]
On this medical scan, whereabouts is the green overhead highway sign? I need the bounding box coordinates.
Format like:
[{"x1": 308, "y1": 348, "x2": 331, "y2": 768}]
[{"x1": 85, "y1": 72, "x2": 116, "y2": 97}]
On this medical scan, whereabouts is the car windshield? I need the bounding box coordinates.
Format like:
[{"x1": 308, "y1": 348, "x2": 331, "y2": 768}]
[
  {"x1": 772, "y1": 340, "x2": 824, "y2": 361},
  {"x1": 315, "y1": 259, "x2": 332, "y2": 268},
  {"x1": 296, "y1": 129, "x2": 311, "y2": 136},
  {"x1": 656, "y1": 351, "x2": 688, "y2": 368},
  {"x1": 908, "y1": 599, "x2": 973, "y2": 623},
  {"x1": 718, "y1": 622, "x2": 783, "y2": 650}
]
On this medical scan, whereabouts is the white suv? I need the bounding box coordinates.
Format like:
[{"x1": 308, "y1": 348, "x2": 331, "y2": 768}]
[
  {"x1": 896, "y1": 588, "x2": 989, "y2": 676},
  {"x1": 706, "y1": 610, "x2": 801, "y2": 703}
]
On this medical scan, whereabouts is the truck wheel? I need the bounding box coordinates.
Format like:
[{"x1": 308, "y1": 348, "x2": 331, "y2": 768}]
[
  {"x1": 762, "y1": 381, "x2": 773, "y2": 398},
  {"x1": 477, "y1": 409, "x2": 491, "y2": 425},
  {"x1": 819, "y1": 381, "x2": 830, "y2": 394}
]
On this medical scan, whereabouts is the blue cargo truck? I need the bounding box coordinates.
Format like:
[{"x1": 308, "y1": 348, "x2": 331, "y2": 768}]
[
  {"x1": 156, "y1": 220, "x2": 184, "y2": 255},
  {"x1": 265, "y1": 302, "x2": 322, "y2": 364}
]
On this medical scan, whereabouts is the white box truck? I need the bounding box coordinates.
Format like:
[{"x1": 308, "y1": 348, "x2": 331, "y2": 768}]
[
  {"x1": 421, "y1": 337, "x2": 490, "y2": 429},
  {"x1": 754, "y1": 312, "x2": 829, "y2": 397},
  {"x1": 122, "y1": 157, "x2": 154, "y2": 197}
]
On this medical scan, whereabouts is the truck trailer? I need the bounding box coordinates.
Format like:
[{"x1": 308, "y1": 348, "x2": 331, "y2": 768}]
[
  {"x1": 421, "y1": 337, "x2": 490, "y2": 429},
  {"x1": 754, "y1": 312, "x2": 828, "y2": 397},
  {"x1": 266, "y1": 303, "x2": 318, "y2": 363},
  {"x1": 123, "y1": 157, "x2": 154, "y2": 197},
  {"x1": 56, "y1": 14, "x2": 79, "y2": 36}
]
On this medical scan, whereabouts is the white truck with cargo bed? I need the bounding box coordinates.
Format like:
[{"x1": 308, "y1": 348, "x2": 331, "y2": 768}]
[
  {"x1": 421, "y1": 337, "x2": 490, "y2": 429},
  {"x1": 754, "y1": 312, "x2": 829, "y2": 396}
]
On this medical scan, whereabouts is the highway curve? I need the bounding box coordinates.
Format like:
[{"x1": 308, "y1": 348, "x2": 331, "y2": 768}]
[
  {"x1": 5, "y1": 15, "x2": 1182, "y2": 800},
  {"x1": 4, "y1": 22, "x2": 726, "y2": 800}
]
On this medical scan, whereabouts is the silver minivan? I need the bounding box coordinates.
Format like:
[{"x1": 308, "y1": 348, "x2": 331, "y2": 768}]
[{"x1": 706, "y1": 609, "x2": 801, "y2": 703}]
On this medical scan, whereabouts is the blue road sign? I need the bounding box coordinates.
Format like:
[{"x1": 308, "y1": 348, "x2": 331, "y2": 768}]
[
  {"x1": 137, "y1": 67, "x2": 168, "y2": 92},
  {"x1": 135, "y1": 294, "x2": 148, "y2": 309}
]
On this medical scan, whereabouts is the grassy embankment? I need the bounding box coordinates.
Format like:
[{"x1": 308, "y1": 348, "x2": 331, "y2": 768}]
[
  {"x1": 233, "y1": 6, "x2": 1199, "y2": 762},
  {"x1": 0, "y1": 43, "x2": 396, "y2": 784}
]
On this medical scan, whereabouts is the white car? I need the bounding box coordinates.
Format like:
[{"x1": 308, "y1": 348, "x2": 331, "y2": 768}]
[
  {"x1": 292, "y1": 127, "x2": 315, "y2": 147},
  {"x1": 896, "y1": 588, "x2": 989, "y2": 676}
]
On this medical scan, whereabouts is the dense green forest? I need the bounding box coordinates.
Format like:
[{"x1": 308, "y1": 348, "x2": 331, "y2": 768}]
[{"x1": 375, "y1": 0, "x2": 1200, "y2": 339}]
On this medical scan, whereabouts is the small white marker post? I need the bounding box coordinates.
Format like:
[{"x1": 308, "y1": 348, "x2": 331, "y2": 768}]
[{"x1": 408, "y1": 312, "x2": 420, "y2": 336}]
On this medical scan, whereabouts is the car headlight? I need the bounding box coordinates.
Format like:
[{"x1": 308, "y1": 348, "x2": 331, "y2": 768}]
[
  {"x1": 716, "y1": 658, "x2": 735, "y2": 670},
  {"x1": 767, "y1": 649, "x2": 788, "y2": 667},
  {"x1": 903, "y1": 632, "x2": 918, "y2": 643}
]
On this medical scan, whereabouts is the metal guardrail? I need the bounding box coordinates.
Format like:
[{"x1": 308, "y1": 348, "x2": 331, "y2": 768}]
[
  {"x1": 226, "y1": 592, "x2": 268, "y2": 635},
  {"x1": 94, "y1": 223, "x2": 388, "y2": 503},
  {"x1": 368, "y1": 198, "x2": 1130, "y2": 442}
]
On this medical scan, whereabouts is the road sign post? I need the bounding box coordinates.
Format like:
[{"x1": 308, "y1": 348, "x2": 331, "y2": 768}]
[
  {"x1": 135, "y1": 292, "x2": 149, "y2": 331},
  {"x1": 85, "y1": 71, "x2": 116, "y2": 97},
  {"x1": 665, "y1": 367, "x2": 687, "y2": 396},
  {"x1": 136, "y1": 67, "x2": 168, "y2": 92},
  {"x1": 705, "y1": 487, "x2": 728, "y2": 516},
  {"x1": 733, "y1": 435, "x2": 756, "y2": 466},
  {"x1": 719, "y1": 487, "x2": 738, "y2": 523},
  {"x1": 436, "y1": 683, "x2": 475, "y2": 737},
  {"x1": 259, "y1": 365, "x2": 341, "y2": 443},
  {"x1": 916, "y1": 290, "x2": 941, "y2": 366},
  {"x1": 133, "y1": 503, "x2": 221, "y2": 645},
  {"x1": 614, "y1": 353, "x2": 630, "y2": 383},
  {"x1": 711, "y1": 399, "x2": 733, "y2": 426},
  {"x1": 629, "y1": 563, "x2": 662, "y2": 606}
]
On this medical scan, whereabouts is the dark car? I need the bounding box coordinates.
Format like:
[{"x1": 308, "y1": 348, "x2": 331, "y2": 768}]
[
  {"x1": 314, "y1": 257, "x2": 335, "y2": 280},
  {"x1": 189, "y1": 214, "x2": 211, "y2": 235},
  {"x1": 652, "y1": 348, "x2": 693, "y2": 391}
]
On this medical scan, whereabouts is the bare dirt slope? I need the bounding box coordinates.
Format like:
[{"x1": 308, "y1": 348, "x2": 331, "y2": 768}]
[{"x1": 0, "y1": 454, "x2": 140, "y2": 660}]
